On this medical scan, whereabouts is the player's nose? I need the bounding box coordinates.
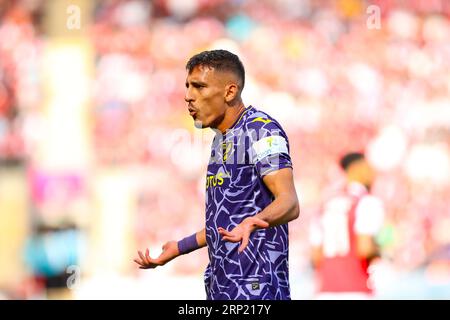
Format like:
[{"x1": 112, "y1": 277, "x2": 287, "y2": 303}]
[{"x1": 184, "y1": 88, "x2": 194, "y2": 103}]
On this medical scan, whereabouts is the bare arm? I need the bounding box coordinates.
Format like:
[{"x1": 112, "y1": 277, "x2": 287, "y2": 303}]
[
  {"x1": 255, "y1": 167, "x2": 300, "y2": 225},
  {"x1": 134, "y1": 228, "x2": 207, "y2": 269},
  {"x1": 218, "y1": 167, "x2": 300, "y2": 252},
  {"x1": 195, "y1": 228, "x2": 207, "y2": 248}
]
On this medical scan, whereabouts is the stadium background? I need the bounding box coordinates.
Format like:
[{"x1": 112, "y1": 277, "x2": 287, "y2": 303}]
[{"x1": 0, "y1": 0, "x2": 449, "y2": 299}]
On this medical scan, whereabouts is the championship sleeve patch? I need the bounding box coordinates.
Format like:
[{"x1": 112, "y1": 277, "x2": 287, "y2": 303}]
[{"x1": 252, "y1": 135, "x2": 288, "y2": 161}]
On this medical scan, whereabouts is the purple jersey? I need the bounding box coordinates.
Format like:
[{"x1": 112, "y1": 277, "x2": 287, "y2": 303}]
[{"x1": 204, "y1": 106, "x2": 293, "y2": 300}]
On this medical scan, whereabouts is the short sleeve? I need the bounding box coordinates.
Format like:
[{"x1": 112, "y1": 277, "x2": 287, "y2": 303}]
[
  {"x1": 248, "y1": 119, "x2": 293, "y2": 177},
  {"x1": 354, "y1": 195, "x2": 385, "y2": 235}
]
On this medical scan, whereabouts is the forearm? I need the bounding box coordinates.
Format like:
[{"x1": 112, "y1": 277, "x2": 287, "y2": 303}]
[
  {"x1": 195, "y1": 228, "x2": 207, "y2": 248},
  {"x1": 134, "y1": 229, "x2": 207, "y2": 269},
  {"x1": 254, "y1": 193, "x2": 299, "y2": 227}
]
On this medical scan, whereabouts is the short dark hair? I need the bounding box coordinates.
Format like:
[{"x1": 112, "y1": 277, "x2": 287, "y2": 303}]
[
  {"x1": 186, "y1": 49, "x2": 245, "y2": 91},
  {"x1": 339, "y1": 152, "x2": 365, "y2": 171}
]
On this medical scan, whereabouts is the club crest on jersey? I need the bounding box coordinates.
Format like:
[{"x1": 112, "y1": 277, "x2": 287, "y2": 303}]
[{"x1": 222, "y1": 141, "x2": 233, "y2": 162}]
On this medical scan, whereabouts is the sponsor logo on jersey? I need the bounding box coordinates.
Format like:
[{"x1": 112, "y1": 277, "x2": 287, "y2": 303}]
[
  {"x1": 252, "y1": 135, "x2": 288, "y2": 161},
  {"x1": 206, "y1": 172, "x2": 230, "y2": 189}
]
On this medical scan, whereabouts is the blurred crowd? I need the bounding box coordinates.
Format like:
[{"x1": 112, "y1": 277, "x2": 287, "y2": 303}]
[{"x1": 0, "y1": 0, "x2": 449, "y2": 299}]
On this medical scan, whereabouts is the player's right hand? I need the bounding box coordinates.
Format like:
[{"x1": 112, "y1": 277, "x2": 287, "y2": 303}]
[
  {"x1": 218, "y1": 216, "x2": 269, "y2": 253},
  {"x1": 133, "y1": 241, "x2": 180, "y2": 269}
]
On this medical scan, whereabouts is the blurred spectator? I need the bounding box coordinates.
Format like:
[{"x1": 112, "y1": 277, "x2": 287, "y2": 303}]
[{"x1": 309, "y1": 152, "x2": 385, "y2": 299}]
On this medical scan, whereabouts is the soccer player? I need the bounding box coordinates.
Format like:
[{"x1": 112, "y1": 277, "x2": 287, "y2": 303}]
[
  {"x1": 134, "y1": 50, "x2": 300, "y2": 300},
  {"x1": 309, "y1": 152, "x2": 385, "y2": 299}
]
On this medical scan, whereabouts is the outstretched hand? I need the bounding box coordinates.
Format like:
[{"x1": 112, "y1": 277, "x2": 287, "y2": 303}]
[
  {"x1": 134, "y1": 241, "x2": 179, "y2": 269},
  {"x1": 218, "y1": 216, "x2": 269, "y2": 253}
]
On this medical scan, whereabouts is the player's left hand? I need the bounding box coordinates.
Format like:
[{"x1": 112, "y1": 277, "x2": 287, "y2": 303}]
[{"x1": 218, "y1": 217, "x2": 269, "y2": 253}]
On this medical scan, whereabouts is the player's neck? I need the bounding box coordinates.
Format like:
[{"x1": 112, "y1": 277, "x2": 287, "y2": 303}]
[{"x1": 215, "y1": 102, "x2": 246, "y2": 134}]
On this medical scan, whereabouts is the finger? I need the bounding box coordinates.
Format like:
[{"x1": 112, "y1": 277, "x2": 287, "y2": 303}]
[
  {"x1": 218, "y1": 228, "x2": 233, "y2": 237},
  {"x1": 144, "y1": 253, "x2": 160, "y2": 267},
  {"x1": 138, "y1": 251, "x2": 148, "y2": 265},
  {"x1": 222, "y1": 235, "x2": 240, "y2": 242},
  {"x1": 133, "y1": 259, "x2": 145, "y2": 266},
  {"x1": 150, "y1": 256, "x2": 162, "y2": 266},
  {"x1": 218, "y1": 230, "x2": 232, "y2": 238},
  {"x1": 145, "y1": 249, "x2": 151, "y2": 264},
  {"x1": 218, "y1": 229, "x2": 236, "y2": 238},
  {"x1": 253, "y1": 219, "x2": 269, "y2": 229},
  {"x1": 238, "y1": 233, "x2": 250, "y2": 253},
  {"x1": 138, "y1": 258, "x2": 157, "y2": 269}
]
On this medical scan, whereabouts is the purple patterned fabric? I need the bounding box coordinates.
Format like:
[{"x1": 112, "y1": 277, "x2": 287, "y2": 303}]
[{"x1": 204, "y1": 106, "x2": 293, "y2": 300}]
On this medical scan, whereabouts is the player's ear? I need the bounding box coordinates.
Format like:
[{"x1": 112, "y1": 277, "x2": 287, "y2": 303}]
[{"x1": 224, "y1": 83, "x2": 239, "y2": 103}]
